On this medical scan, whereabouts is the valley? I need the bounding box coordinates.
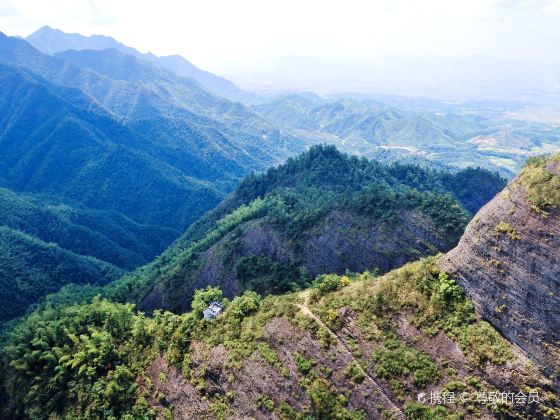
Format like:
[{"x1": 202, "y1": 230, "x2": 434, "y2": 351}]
[{"x1": 0, "y1": 23, "x2": 558, "y2": 420}]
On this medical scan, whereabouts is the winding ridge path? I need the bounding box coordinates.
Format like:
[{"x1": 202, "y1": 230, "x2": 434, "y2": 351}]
[{"x1": 296, "y1": 291, "x2": 406, "y2": 420}]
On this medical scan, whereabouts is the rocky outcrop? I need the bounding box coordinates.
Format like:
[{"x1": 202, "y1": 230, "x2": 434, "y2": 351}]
[
  {"x1": 440, "y1": 156, "x2": 560, "y2": 387},
  {"x1": 139, "y1": 206, "x2": 458, "y2": 314},
  {"x1": 142, "y1": 264, "x2": 557, "y2": 419},
  {"x1": 302, "y1": 209, "x2": 447, "y2": 276}
]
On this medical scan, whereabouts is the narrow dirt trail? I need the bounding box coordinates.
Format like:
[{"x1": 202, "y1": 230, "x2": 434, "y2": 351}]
[{"x1": 296, "y1": 291, "x2": 406, "y2": 420}]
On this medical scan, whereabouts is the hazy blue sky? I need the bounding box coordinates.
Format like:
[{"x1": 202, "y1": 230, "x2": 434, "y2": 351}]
[
  {"x1": 1, "y1": 0, "x2": 559, "y2": 98},
  {"x1": 1, "y1": 0, "x2": 559, "y2": 69}
]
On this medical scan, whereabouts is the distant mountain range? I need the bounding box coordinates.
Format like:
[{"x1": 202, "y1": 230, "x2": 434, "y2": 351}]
[
  {"x1": 0, "y1": 31, "x2": 305, "y2": 325},
  {"x1": 252, "y1": 94, "x2": 560, "y2": 176},
  {"x1": 1, "y1": 24, "x2": 559, "y2": 419},
  {"x1": 13, "y1": 27, "x2": 560, "y2": 177},
  {"x1": 26, "y1": 26, "x2": 241, "y2": 97}
]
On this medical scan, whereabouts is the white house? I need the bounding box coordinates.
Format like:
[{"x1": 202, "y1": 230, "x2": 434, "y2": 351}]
[{"x1": 203, "y1": 301, "x2": 223, "y2": 320}]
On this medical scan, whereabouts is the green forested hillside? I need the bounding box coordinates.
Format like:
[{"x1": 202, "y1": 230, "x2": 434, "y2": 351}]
[
  {"x1": 0, "y1": 62, "x2": 228, "y2": 230},
  {"x1": 2, "y1": 257, "x2": 556, "y2": 419},
  {"x1": 176, "y1": 144, "x2": 505, "y2": 248},
  {"x1": 0, "y1": 187, "x2": 177, "y2": 269},
  {"x1": 0, "y1": 226, "x2": 123, "y2": 323},
  {"x1": 98, "y1": 146, "x2": 505, "y2": 314},
  {"x1": 253, "y1": 94, "x2": 560, "y2": 176}
]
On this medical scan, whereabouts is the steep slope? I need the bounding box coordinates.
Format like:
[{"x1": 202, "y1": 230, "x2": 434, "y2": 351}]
[
  {"x1": 113, "y1": 146, "x2": 504, "y2": 314},
  {"x1": 26, "y1": 26, "x2": 240, "y2": 96},
  {"x1": 440, "y1": 155, "x2": 560, "y2": 387},
  {"x1": 0, "y1": 187, "x2": 177, "y2": 269},
  {"x1": 0, "y1": 62, "x2": 225, "y2": 230},
  {"x1": 3, "y1": 258, "x2": 558, "y2": 419},
  {"x1": 0, "y1": 226, "x2": 123, "y2": 323}
]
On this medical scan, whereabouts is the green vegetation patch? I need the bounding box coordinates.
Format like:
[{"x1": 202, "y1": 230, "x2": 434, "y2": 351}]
[
  {"x1": 344, "y1": 362, "x2": 365, "y2": 384},
  {"x1": 307, "y1": 257, "x2": 513, "y2": 368},
  {"x1": 518, "y1": 155, "x2": 560, "y2": 213},
  {"x1": 294, "y1": 351, "x2": 316, "y2": 375},
  {"x1": 372, "y1": 334, "x2": 439, "y2": 387},
  {"x1": 495, "y1": 221, "x2": 520, "y2": 240},
  {"x1": 3, "y1": 298, "x2": 158, "y2": 419},
  {"x1": 306, "y1": 377, "x2": 366, "y2": 420},
  {"x1": 404, "y1": 402, "x2": 451, "y2": 420}
]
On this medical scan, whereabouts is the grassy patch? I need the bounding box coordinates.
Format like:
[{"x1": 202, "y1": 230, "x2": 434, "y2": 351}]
[
  {"x1": 495, "y1": 221, "x2": 520, "y2": 240},
  {"x1": 372, "y1": 335, "x2": 439, "y2": 388},
  {"x1": 518, "y1": 155, "x2": 560, "y2": 214},
  {"x1": 294, "y1": 351, "x2": 315, "y2": 375},
  {"x1": 308, "y1": 257, "x2": 513, "y2": 368},
  {"x1": 344, "y1": 362, "x2": 365, "y2": 384}
]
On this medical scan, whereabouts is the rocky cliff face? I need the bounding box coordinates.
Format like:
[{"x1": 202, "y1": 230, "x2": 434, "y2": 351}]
[
  {"x1": 130, "y1": 145, "x2": 505, "y2": 316},
  {"x1": 141, "y1": 259, "x2": 558, "y2": 419},
  {"x1": 440, "y1": 156, "x2": 560, "y2": 388},
  {"x1": 139, "y1": 207, "x2": 456, "y2": 314}
]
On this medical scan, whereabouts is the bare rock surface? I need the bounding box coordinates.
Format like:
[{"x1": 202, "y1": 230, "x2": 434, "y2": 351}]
[{"x1": 440, "y1": 159, "x2": 560, "y2": 387}]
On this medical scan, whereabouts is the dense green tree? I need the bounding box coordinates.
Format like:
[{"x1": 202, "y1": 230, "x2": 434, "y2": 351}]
[
  {"x1": 3, "y1": 298, "x2": 155, "y2": 419},
  {"x1": 191, "y1": 287, "x2": 225, "y2": 318}
]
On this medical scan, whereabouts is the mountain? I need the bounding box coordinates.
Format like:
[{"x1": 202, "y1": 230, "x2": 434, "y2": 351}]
[
  {"x1": 0, "y1": 226, "x2": 123, "y2": 324},
  {"x1": 0, "y1": 187, "x2": 177, "y2": 270},
  {"x1": 2, "y1": 255, "x2": 557, "y2": 418},
  {"x1": 253, "y1": 94, "x2": 560, "y2": 176},
  {"x1": 0, "y1": 61, "x2": 225, "y2": 230},
  {"x1": 441, "y1": 154, "x2": 560, "y2": 388},
  {"x1": 26, "y1": 26, "x2": 241, "y2": 97},
  {"x1": 103, "y1": 146, "x2": 503, "y2": 314},
  {"x1": 3, "y1": 152, "x2": 559, "y2": 419}
]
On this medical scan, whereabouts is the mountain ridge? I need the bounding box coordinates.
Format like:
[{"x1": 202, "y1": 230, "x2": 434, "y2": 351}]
[
  {"x1": 0, "y1": 152, "x2": 557, "y2": 419},
  {"x1": 104, "y1": 146, "x2": 505, "y2": 315},
  {"x1": 26, "y1": 25, "x2": 241, "y2": 97}
]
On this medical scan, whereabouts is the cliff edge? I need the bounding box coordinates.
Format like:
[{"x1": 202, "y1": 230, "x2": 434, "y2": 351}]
[{"x1": 441, "y1": 155, "x2": 560, "y2": 387}]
